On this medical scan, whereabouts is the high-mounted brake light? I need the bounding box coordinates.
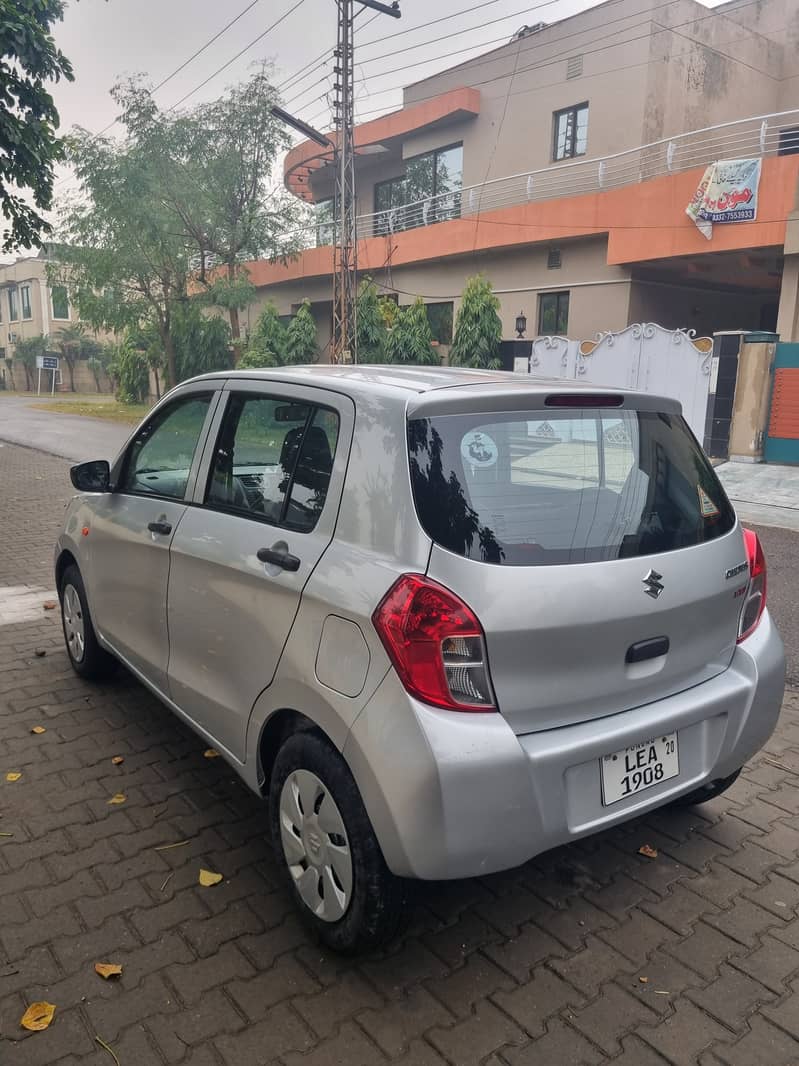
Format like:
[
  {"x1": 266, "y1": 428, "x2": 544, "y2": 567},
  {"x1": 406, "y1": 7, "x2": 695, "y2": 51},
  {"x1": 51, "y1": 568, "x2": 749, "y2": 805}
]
[
  {"x1": 737, "y1": 527, "x2": 767, "y2": 643},
  {"x1": 545, "y1": 393, "x2": 624, "y2": 408},
  {"x1": 372, "y1": 574, "x2": 496, "y2": 712}
]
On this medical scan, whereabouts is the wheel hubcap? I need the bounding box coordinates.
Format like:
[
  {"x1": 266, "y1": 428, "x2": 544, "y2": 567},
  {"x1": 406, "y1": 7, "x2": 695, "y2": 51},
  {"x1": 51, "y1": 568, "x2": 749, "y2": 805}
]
[
  {"x1": 279, "y1": 768, "x2": 353, "y2": 923},
  {"x1": 62, "y1": 584, "x2": 85, "y2": 663}
]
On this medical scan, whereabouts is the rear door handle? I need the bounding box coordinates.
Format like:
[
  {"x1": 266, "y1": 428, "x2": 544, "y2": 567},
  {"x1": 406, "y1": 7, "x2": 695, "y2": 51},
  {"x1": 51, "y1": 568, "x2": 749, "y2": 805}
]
[
  {"x1": 147, "y1": 520, "x2": 172, "y2": 535},
  {"x1": 257, "y1": 547, "x2": 301, "y2": 572},
  {"x1": 626, "y1": 636, "x2": 669, "y2": 663}
]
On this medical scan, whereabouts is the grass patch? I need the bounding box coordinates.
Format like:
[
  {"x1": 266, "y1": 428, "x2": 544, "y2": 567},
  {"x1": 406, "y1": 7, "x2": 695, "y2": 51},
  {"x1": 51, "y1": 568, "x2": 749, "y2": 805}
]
[{"x1": 28, "y1": 400, "x2": 151, "y2": 423}]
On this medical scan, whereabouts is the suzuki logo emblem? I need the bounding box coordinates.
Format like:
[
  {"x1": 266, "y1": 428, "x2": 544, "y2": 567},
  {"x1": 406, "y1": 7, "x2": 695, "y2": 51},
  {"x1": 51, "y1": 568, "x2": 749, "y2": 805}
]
[{"x1": 643, "y1": 569, "x2": 664, "y2": 599}]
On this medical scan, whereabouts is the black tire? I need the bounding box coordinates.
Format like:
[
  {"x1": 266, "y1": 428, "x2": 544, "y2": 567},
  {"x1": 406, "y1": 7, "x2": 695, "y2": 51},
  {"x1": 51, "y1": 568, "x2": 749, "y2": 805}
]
[
  {"x1": 671, "y1": 767, "x2": 742, "y2": 807},
  {"x1": 269, "y1": 730, "x2": 408, "y2": 953},
  {"x1": 59, "y1": 564, "x2": 117, "y2": 681}
]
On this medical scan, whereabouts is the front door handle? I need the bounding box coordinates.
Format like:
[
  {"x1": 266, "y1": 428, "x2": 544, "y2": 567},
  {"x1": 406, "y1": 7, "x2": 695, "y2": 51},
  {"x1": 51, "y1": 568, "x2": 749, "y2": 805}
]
[
  {"x1": 257, "y1": 547, "x2": 301, "y2": 572},
  {"x1": 147, "y1": 520, "x2": 172, "y2": 535}
]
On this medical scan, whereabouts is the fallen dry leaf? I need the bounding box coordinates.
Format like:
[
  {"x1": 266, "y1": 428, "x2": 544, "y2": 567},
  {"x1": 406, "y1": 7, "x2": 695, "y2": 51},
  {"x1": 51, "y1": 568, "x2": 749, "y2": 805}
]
[
  {"x1": 5, "y1": 773, "x2": 21, "y2": 783},
  {"x1": 203, "y1": 748, "x2": 220, "y2": 759},
  {"x1": 107, "y1": 793, "x2": 126, "y2": 805},
  {"x1": 111, "y1": 756, "x2": 124, "y2": 766},
  {"x1": 154, "y1": 840, "x2": 189, "y2": 852},
  {"x1": 638, "y1": 844, "x2": 658, "y2": 859},
  {"x1": 20, "y1": 1001, "x2": 56, "y2": 1031},
  {"x1": 94, "y1": 962, "x2": 123, "y2": 980},
  {"x1": 31, "y1": 726, "x2": 46, "y2": 735},
  {"x1": 0, "y1": 832, "x2": 14, "y2": 838},
  {"x1": 638, "y1": 976, "x2": 649, "y2": 983},
  {"x1": 42, "y1": 601, "x2": 57, "y2": 611},
  {"x1": 198, "y1": 868, "x2": 223, "y2": 887},
  {"x1": 95, "y1": 1035, "x2": 121, "y2": 1066}
]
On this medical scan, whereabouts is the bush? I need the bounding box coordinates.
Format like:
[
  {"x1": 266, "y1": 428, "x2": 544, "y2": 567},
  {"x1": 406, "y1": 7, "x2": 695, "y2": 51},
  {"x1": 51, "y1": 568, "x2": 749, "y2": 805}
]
[
  {"x1": 449, "y1": 274, "x2": 502, "y2": 369},
  {"x1": 385, "y1": 298, "x2": 439, "y2": 365},
  {"x1": 243, "y1": 302, "x2": 288, "y2": 367},
  {"x1": 285, "y1": 301, "x2": 317, "y2": 364},
  {"x1": 356, "y1": 278, "x2": 387, "y2": 363}
]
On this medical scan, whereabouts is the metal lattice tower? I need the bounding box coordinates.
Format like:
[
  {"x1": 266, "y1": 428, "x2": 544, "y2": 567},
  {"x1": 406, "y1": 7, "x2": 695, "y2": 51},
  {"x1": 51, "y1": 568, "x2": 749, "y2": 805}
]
[{"x1": 331, "y1": 0, "x2": 357, "y2": 364}]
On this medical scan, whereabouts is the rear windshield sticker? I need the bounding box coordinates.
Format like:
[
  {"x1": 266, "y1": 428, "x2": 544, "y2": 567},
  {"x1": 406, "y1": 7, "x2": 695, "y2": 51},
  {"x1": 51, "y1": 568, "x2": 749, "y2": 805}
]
[
  {"x1": 461, "y1": 431, "x2": 498, "y2": 468},
  {"x1": 698, "y1": 485, "x2": 720, "y2": 518}
]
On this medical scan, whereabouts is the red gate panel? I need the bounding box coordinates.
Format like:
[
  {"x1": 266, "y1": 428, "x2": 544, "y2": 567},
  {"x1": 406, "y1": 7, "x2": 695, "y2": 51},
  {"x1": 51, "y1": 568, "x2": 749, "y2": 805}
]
[{"x1": 768, "y1": 368, "x2": 799, "y2": 440}]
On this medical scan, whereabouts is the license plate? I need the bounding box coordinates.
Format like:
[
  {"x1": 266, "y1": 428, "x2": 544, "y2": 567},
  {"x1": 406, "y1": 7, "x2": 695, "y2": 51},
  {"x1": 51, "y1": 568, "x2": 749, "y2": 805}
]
[{"x1": 600, "y1": 732, "x2": 679, "y2": 806}]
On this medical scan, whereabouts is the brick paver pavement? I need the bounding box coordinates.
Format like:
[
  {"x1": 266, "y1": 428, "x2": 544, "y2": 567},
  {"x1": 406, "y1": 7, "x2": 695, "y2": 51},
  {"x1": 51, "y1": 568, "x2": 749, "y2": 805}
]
[{"x1": 2, "y1": 440, "x2": 799, "y2": 1066}]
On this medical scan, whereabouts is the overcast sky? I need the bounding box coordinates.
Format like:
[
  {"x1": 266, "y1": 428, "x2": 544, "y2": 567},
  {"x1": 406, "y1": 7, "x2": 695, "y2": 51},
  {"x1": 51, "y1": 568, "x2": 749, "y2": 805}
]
[
  {"x1": 34, "y1": 0, "x2": 722, "y2": 222},
  {"x1": 50, "y1": 0, "x2": 620, "y2": 190}
]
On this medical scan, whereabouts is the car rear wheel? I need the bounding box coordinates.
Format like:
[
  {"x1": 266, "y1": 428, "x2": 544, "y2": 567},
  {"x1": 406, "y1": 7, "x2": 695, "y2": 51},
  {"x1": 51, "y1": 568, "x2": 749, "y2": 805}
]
[
  {"x1": 59, "y1": 564, "x2": 116, "y2": 680},
  {"x1": 269, "y1": 730, "x2": 408, "y2": 953},
  {"x1": 671, "y1": 767, "x2": 742, "y2": 807}
]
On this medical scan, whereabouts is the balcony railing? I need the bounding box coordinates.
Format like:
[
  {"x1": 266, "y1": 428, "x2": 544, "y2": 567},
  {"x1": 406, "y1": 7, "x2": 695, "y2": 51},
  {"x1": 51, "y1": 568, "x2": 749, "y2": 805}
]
[{"x1": 291, "y1": 107, "x2": 799, "y2": 251}]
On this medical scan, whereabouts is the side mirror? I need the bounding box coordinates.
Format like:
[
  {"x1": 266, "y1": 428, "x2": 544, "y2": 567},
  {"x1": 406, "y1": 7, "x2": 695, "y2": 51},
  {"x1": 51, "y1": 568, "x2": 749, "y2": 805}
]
[{"x1": 70, "y1": 459, "x2": 111, "y2": 493}]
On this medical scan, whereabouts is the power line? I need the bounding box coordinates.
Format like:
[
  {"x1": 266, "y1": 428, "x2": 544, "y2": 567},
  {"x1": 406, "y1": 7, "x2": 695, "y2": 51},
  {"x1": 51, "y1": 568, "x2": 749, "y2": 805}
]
[
  {"x1": 301, "y1": 0, "x2": 768, "y2": 128},
  {"x1": 166, "y1": 0, "x2": 307, "y2": 112},
  {"x1": 151, "y1": 0, "x2": 263, "y2": 95}
]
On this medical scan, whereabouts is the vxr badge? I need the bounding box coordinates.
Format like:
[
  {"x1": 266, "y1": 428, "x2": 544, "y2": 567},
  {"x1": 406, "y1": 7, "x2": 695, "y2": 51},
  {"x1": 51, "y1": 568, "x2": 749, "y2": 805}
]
[{"x1": 642, "y1": 568, "x2": 664, "y2": 599}]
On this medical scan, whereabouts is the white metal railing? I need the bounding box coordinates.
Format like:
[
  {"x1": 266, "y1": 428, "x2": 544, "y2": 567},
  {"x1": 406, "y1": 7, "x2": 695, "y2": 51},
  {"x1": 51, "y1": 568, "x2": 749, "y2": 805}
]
[{"x1": 290, "y1": 107, "x2": 799, "y2": 250}]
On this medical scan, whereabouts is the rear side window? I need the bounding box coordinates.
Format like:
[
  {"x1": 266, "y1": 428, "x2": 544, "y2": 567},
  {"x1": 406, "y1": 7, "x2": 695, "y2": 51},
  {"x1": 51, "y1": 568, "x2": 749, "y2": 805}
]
[
  {"x1": 206, "y1": 394, "x2": 339, "y2": 532},
  {"x1": 407, "y1": 408, "x2": 735, "y2": 565}
]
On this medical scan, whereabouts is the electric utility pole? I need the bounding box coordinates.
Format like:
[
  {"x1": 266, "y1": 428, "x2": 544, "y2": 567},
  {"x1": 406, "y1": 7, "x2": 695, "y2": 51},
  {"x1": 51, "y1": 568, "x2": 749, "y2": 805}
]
[{"x1": 331, "y1": 0, "x2": 400, "y2": 363}]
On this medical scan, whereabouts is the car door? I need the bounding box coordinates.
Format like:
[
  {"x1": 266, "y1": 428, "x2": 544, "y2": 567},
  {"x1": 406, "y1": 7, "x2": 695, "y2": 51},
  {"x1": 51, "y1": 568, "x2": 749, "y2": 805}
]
[
  {"x1": 166, "y1": 382, "x2": 354, "y2": 760},
  {"x1": 87, "y1": 385, "x2": 220, "y2": 692}
]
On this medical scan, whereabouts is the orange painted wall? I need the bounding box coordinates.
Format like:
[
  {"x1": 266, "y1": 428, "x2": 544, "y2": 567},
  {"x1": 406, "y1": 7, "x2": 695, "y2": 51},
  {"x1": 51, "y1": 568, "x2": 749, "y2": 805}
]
[
  {"x1": 769, "y1": 368, "x2": 799, "y2": 440},
  {"x1": 244, "y1": 154, "x2": 799, "y2": 289}
]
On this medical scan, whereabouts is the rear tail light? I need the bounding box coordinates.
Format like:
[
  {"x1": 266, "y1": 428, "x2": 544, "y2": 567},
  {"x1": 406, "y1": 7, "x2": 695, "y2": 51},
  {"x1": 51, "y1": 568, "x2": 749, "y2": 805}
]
[
  {"x1": 737, "y1": 528, "x2": 767, "y2": 643},
  {"x1": 372, "y1": 574, "x2": 496, "y2": 712}
]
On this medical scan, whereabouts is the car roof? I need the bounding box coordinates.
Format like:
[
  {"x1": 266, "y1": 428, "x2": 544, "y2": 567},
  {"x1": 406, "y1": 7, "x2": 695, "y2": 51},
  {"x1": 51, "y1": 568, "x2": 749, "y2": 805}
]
[
  {"x1": 193, "y1": 364, "x2": 664, "y2": 400},
  {"x1": 187, "y1": 364, "x2": 680, "y2": 416}
]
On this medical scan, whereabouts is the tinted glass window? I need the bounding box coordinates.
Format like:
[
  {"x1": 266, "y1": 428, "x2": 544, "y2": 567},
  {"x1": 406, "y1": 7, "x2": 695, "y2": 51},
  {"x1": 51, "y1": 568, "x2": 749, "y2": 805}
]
[
  {"x1": 408, "y1": 408, "x2": 735, "y2": 566},
  {"x1": 206, "y1": 395, "x2": 338, "y2": 531},
  {"x1": 121, "y1": 395, "x2": 212, "y2": 499}
]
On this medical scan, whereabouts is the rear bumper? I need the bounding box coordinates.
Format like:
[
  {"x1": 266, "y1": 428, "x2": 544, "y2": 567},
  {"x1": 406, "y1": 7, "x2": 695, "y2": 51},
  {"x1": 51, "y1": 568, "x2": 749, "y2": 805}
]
[{"x1": 344, "y1": 609, "x2": 785, "y2": 880}]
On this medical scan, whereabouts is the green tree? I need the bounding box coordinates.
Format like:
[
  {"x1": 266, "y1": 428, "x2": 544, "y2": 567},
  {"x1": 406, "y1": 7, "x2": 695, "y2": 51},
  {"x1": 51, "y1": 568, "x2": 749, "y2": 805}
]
[
  {"x1": 285, "y1": 301, "x2": 317, "y2": 365},
  {"x1": 0, "y1": 0, "x2": 73, "y2": 251},
  {"x1": 133, "y1": 301, "x2": 232, "y2": 384},
  {"x1": 52, "y1": 113, "x2": 191, "y2": 390},
  {"x1": 385, "y1": 298, "x2": 439, "y2": 365},
  {"x1": 14, "y1": 334, "x2": 49, "y2": 391},
  {"x1": 241, "y1": 302, "x2": 287, "y2": 367},
  {"x1": 112, "y1": 73, "x2": 305, "y2": 348},
  {"x1": 356, "y1": 278, "x2": 388, "y2": 363},
  {"x1": 54, "y1": 323, "x2": 92, "y2": 392},
  {"x1": 113, "y1": 338, "x2": 150, "y2": 404},
  {"x1": 449, "y1": 274, "x2": 502, "y2": 369}
]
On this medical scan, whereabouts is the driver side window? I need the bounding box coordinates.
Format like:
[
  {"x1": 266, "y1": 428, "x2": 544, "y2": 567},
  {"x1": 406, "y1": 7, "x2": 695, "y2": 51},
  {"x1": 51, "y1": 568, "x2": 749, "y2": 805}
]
[
  {"x1": 120, "y1": 394, "x2": 212, "y2": 500},
  {"x1": 205, "y1": 393, "x2": 338, "y2": 531}
]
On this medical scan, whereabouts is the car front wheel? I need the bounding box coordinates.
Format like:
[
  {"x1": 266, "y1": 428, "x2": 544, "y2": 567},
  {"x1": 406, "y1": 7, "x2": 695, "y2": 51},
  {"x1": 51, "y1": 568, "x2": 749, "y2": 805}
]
[
  {"x1": 269, "y1": 730, "x2": 407, "y2": 953},
  {"x1": 59, "y1": 564, "x2": 116, "y2": 680}
]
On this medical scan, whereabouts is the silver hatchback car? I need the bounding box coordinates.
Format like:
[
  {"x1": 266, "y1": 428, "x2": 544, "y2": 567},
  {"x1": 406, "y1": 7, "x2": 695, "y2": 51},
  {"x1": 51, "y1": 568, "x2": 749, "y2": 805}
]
[{"x1": 56, "y1": 366, "x2": 785, "y2": 951}]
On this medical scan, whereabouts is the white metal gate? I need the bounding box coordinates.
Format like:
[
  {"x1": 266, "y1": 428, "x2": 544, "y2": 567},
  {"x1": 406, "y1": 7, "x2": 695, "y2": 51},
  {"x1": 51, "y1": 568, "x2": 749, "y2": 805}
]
[{"x1": 522, "y1": 323, "x2": 713, "y2": 441}]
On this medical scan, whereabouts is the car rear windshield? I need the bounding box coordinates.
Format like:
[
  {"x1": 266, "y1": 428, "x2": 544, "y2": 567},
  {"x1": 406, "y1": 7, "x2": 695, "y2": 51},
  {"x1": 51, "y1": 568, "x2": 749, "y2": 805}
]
[{"x1": 407, "y1": 407, "x2": 735, "y2": 565}]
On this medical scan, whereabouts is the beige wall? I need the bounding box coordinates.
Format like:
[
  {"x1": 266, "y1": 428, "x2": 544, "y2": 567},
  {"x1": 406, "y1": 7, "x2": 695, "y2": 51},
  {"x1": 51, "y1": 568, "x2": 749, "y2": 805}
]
[
  {"x1": 628, "y1": 279, "x2": 770, "y2": 337},
  {"x1": 0, "y1": 255, "x2": 81, "y2": 361},
  {"x1": 246, "y1": 237, "x2": 636, "y2": 362}
]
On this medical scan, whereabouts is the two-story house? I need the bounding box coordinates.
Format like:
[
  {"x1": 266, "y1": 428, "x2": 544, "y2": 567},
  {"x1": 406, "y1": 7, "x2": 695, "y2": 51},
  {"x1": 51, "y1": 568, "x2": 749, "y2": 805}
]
[
  {"x1": 0, "y1": 251, "x2": 76, "y2": 358},
  {"x1": 239, "y1": 0, "x2": 799, "y2": 358}
]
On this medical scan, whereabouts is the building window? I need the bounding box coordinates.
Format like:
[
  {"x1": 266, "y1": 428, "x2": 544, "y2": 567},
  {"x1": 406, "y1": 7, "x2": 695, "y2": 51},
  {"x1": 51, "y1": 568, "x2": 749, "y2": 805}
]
[
  {"x1": 538, "y1": 291, "x2": 570, "y2": 335},
  {"x1": 20, "y1": 284, "x2": 32, "y2": 319},
  {"x1": 315, "y1": 199, "x2": 335, "y2": 246},
  {"x1": 778, "y1": 126, "x2": 799, "y2": 156},
  {"x1": 51, "y1": 285, "x2": 69, "y2": 320},
  {"x1": 7, "y1": 288, "x2": 18, "y2": 322},
  {"x1": 425, "y1": 302, "x2": 454, "y2": 345},
  {"x1": 547, "y1": 247, "x2": 562, "y2": 269},
  {"x1": 373, "y1": 143, "x2": 463, "y2": 235},
  {"x1": 553, "y1": 104, "x2": 588, "y2": 161}
]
